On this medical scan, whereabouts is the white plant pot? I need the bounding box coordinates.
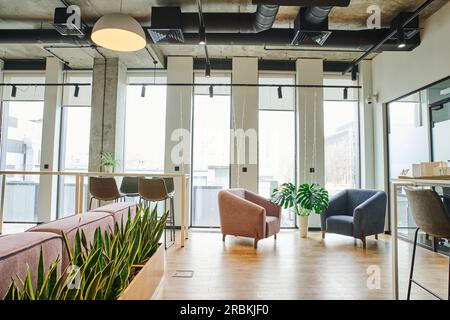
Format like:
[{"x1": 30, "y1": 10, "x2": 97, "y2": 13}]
[
  {"x1": 299, "y1": 215, "x2": 309, "y2": 238},
  {"x1": 103, "y1": 165, "x2": 114, "y2": 173}
]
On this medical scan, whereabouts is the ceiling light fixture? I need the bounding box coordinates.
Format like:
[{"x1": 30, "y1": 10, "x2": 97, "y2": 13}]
[
  {"x1": 343, "y1": 87, "x2": 348, "y2": 100},
  {"x1": 209, "y1": 85, "x2": 214, "y2": 98},
  {"x1": 141, "y1": 85, "x2": 146, "y2": 98},
  {"x1": 74, "y1": 85, "x2": 80, "y2": 98},
  {"x1": 277, "y1": 86, "x2": 283, "y2": 99},
  {"x1": 205, "y1": 63, "x2": 211, "y2": 78},
  {"x1": 11, "y1": 85, "x2": 17, "y2": 98},
  {"x1": 91, "y1": 13, "x2": 146, "y2": 52},
  {"x1": 397, "y1": 27, "x2": 406, "y2": 49},
  {"x1": 199, "y1": 25, "x2": 206, "y2": 45}
]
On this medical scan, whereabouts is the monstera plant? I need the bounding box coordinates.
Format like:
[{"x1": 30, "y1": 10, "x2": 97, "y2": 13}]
[{"x1": 271, "y1": 183, "x2": 329, "y2": 238}]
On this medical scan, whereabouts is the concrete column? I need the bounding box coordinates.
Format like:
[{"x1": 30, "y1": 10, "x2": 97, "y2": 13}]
[
  {"x1": 37, "y1": 57, "x2": 63, "y2": 222},
  {"x1": 164, "y1": 56, "x2": 193, "y2": 226},
  {"x1": 230, "y1": 57, "x2": 259, "y2": 192},
  {"x1": 89, "y1": 58, "x2": 127, "y2": 172},
  {"x1": 296, "y1": 58, "x2": 324, "y2": 228},
  {"x1": 359, "y1": 60, "x2": 375, "y2": 189}
]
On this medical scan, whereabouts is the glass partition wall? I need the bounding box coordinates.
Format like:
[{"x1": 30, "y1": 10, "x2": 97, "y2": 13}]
[{"x1": 387, "y1": 76, "x2": 450, "y2": 255}]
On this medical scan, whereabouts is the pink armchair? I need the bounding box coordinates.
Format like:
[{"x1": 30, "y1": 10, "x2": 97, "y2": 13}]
[{"x1": 218, "y1": 189, "x2": 281, "y2": 248}]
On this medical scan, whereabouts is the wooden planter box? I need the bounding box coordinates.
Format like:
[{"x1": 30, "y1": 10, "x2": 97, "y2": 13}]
[{"x1": 118, "y1": 244, "x2": 165, "y2": 300}]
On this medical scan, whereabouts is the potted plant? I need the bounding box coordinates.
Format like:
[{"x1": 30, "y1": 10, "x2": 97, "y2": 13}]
[
  {"x1": 100, "y1": 152, "x2": 119, "y2": 173},
  {"x1": 271, "y1": 183, "x2": 329, "y2": 238}
]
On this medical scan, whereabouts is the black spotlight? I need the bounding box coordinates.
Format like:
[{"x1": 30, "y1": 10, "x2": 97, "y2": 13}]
[
  {"x1": 343, "y1": 87, "x2": 348, "y2": 100},
  {"x1": 397, "y1": 28, "x2": 406, "y2": 48},
  {"x1": 277, "y1": 86, "x2": 283, "y2": 99},
  {"x1": 199, "y1": 25, "x2": 206, "y2": 45},
  {"x1": 74, "y1": 85, "x2": 80, "y2": 98},
  {"x1": 209, "y1": 85, "x2": 214, "y2": 98},
  {"x1": 351, "y1": 68, "x2": 358, "y2": 81},
  {"x1": 141, "y1": 85, "x2": 146, "y2": 98},
  {"x1": 205, "y1": 63, "x2": 211, "y2": 78},
  {"x1": 11, "y1": 85, "x2": 17, "y2": 98}
]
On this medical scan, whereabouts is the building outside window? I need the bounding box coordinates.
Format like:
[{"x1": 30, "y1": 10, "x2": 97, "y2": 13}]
[
  {"x1": 191, "y1": 72, "x2": 231, "y2": 227},
  {"x1": 0, "y1": 72, "x2": 45, "y2": 223},
  {"x1": 258, "y1": 73, "x2": 296, "y2": 228},
  {"x1": 323, "y1": 75, "x2": 360, "y2": 195},
  {"x1": 124, "y1": 72, "x2": 167, "y2": 172},
  {"x1": 57, "y1": 72, "x2": 92, "y2": 218}
]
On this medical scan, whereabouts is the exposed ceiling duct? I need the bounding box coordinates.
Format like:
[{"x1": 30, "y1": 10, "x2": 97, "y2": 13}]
[
  {"x1": 291, "y1": 6, "x2": 333, "y2": 46},
  {"x1": 163, "y1": 4, "x2": 280, "y2": 35},
  {"x1": 0, "y1": 1, "x2": 421, "y2": 54},
  {"x1": 0, "y1": 27, "x2": 420, "y2": 52}
]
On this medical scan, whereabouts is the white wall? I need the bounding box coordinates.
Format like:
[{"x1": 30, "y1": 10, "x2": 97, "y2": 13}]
[
  {"x1": 373, "y1": 1, "x2": 450, "y2": 104},
  {"x1": 372, "y1": 2, "x2": 450, "y2": 191},
  {"x1": 296, "y1": 59, "x2": 324, "y2": 228},
  {"x1": 38, "y1": 57, "x2": 63, "y2": 222},
  {"x1": 164, "y1": 56, "x2": 193, "y2": 226}
]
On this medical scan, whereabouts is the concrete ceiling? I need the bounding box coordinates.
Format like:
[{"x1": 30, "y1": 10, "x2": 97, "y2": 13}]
[{"x1": 0, "y1": 0, "x2": 448, "y2": 68}]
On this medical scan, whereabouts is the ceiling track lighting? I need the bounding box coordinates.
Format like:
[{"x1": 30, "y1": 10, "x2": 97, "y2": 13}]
[
  {"x1": 199, "y1": 25, "x2": 206, "y2": 45},
  {"x1": 141, "y1": 85, "x2": 146, "y2": 98},
  {"x1": 74, "y1": 85, "x2": 80, "y2": 98},
  {"x1": 11, "y1": 85, "x2": 17, "y2": 98},
  {"x1": 343, "y1": 87, "x2": 348, "y2": 100},
  {"x1": 397, "y1": 27, "x2": 406, "y2": 49},
  {"x1": 205, "y1": 63, "x2": 211, "y2": 78},
  {"x1": 277, "y1": 86, "x2": 283, "y2": 99},
  {"x1": 209, "y1": 85, "x2": 214, "y2": 98}
]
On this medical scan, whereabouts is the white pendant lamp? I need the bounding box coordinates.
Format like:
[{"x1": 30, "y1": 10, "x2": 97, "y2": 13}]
[{"x1": 91, "y1": 13, "x2": 146, "y2": 52}]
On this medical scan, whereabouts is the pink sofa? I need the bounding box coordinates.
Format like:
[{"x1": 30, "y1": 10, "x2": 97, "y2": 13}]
[
  {"x1": 218, "y1": 189, "x2": 281, "y2": 248},
  {"x1": 0, "y1": 202, "x2": 137, "y2": 298},
  {"x1": 0, "y1": 232, "x2": 62, "y2": 298}
]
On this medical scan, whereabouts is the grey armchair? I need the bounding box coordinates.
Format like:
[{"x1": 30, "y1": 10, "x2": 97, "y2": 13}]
[{"x1": 321, "y1": 189, "x2": 387, "y2": 248}]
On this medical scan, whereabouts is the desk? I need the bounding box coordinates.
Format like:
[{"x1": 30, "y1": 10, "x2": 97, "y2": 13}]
[
  {"x1": 0, "y1": 171, "x2": 190, "y2": 247},
  {"x1": 391, "y1": 176, "x2": 450, "y2": 299}
]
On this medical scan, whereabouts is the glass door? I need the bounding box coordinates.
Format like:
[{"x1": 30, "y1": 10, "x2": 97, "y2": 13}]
[{"x1": 191, "y1": 73, "x2": 231, "y2": 227}]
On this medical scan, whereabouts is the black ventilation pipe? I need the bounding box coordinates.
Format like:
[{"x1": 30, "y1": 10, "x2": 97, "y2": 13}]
[
  {"x1": 303, "y1": 6, "x2": 333, "y2": 25},
  {"x1": 181, "y1": 4, "x2": 279, "y2": 33},
  {"x1": 0, "y1": 28, "x2": 419, "y2": 51}
]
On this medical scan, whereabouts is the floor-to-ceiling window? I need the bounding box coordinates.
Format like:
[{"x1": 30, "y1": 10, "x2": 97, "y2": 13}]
[
  {"x1": 258, "y1": 73, "x2": 296, "y2": 228},
  {"x1": 323, "y1": 75, "x2": 360, "y2": 195},
  {"x1": 57, "y1": 72, "x2": 92, "y2": 218},
  {"x1": 191, "y1": 73, "x2": 231, "y2": 227},
  {"x1": 124, "y1": 72, "x2": 167, "y2": 172},
  {"x1": 0, "y1": 72, "x2": 45, "y2": 223}
]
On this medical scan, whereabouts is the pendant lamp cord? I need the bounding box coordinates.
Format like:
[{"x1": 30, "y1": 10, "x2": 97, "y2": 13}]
[{"x1": 120, "y1": 0, "x2": 123, "y2": 13}]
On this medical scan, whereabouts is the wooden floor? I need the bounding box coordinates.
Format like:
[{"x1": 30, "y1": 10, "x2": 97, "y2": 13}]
[{"x1": 156, "y1": 230, "x2": 449, "y2": 300}]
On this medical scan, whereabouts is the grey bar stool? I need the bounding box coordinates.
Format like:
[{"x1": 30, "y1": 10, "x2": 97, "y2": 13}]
[
  {"x1": 138, "y1": 178, "x2": 175, "y2": 249},
  {"x1": 89, "y1": 177, "x2": 124, "y2": 209},
  {"x1": 405, "y1": 187, "x2": 450, "y2": 300},
  {"x1": 120, "y1": 177, "x2": 140, "y2": 200}
]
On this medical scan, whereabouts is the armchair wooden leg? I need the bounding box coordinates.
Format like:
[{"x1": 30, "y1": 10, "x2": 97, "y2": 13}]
[
  {"x1": 375, "y1": 234, "x2": 378, "y2": 240},
  {"x1": 254, "y1": 238, "x2": 259, "y2": 249},
  {"x1": 274, "y1": 234, "x2": 277, "y2": 240},
  {"x1": 322, "y1": 231, "x2": 326, "y2": 239},
  {"x1": 222, "y1": 234, "x2": 226, "y2": 242},
  {"x1": 361, "y1": 237, "x2": 367, "y2": 249}
]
